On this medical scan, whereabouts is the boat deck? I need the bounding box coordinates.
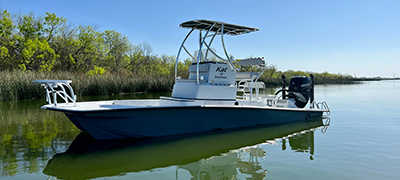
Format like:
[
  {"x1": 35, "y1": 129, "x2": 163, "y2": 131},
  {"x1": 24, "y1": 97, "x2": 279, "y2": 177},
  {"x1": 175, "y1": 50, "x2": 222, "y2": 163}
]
[{"x1": 42, "y1": 99, "x2": 329, "y2": 114}]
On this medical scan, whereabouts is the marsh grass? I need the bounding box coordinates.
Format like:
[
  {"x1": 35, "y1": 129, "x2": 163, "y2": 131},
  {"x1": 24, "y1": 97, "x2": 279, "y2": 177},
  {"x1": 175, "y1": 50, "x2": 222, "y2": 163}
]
[
  {"x1": 0, "y1": 71, "x2": 174, "y2": 101},
  {"x1": 0, "y1": 71, "x2": 359, "y2": 101}
]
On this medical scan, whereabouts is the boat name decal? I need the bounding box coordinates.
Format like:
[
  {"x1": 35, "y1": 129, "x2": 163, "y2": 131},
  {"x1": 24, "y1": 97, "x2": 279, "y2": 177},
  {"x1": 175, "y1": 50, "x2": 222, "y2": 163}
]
[
  {"x1": 215, "y1": 76, "x2": 227, "y2": 79},
  {"x1": 216, "y1": 67, "x2": 228, "y2": 72}
]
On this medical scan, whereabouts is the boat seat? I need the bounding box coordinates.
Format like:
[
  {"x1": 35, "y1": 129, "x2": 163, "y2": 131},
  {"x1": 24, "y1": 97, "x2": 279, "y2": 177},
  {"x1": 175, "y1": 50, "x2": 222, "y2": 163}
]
[{"x1": 236, "y1": 72, "x2": 259, "y2": 80}]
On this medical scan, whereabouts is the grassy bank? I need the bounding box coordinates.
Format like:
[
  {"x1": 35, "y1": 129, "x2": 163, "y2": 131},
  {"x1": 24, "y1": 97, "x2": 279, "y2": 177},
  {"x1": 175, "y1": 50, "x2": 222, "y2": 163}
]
[
  {"x1": 0, "y1": 71, "x2": 174, "y2": 101},
  {"x1": 1, "y1": 71, "x2": 361, "y2": 101}
]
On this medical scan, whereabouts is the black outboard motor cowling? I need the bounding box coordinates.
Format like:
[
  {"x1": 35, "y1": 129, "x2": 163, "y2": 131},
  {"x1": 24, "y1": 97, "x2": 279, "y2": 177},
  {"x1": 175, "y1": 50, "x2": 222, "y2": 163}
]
[{"x1": 288, "y1": 76, "x2": 311, "y2": 108}]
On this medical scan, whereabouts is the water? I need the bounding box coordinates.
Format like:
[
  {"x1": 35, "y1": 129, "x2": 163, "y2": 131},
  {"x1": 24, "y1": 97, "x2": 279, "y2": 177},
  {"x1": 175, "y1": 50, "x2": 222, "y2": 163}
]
[{"x1": 0, "y1": 81, "x2": 399, "y2": 180}]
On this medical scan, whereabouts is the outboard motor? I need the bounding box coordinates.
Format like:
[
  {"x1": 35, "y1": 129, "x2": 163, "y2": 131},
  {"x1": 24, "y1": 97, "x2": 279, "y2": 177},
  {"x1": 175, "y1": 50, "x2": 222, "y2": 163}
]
[{"x1": 287, "y1": 76, "x2": 311, "y2": 108}]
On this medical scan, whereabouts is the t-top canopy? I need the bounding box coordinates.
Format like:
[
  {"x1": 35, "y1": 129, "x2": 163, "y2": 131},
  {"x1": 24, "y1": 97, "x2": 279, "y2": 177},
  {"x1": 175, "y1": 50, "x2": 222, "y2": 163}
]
[{"x1": 180, "y1": 19, "x2": 259, "y2": 36}]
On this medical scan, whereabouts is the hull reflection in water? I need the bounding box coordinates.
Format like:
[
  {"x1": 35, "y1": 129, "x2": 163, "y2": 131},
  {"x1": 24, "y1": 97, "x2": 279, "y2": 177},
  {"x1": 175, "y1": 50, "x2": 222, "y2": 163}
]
[{"x1": 44, "y1": 119, "x2": 329, "y2": 180}]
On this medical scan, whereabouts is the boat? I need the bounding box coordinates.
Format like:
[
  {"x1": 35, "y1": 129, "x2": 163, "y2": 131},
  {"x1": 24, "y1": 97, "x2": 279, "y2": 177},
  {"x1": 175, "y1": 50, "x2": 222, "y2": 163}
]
[
  {"x1": 43, "y1": 119, "x2": 329, "y2": 180},
  {"x1": 34, "y1": 19, "x2": 330, "y2": 140}
]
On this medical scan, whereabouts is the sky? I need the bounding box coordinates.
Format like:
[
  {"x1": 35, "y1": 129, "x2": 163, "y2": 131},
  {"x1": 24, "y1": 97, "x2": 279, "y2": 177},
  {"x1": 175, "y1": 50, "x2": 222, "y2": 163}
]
[{"x1": 1, "y1": 0, "x2": 399, "y2": 77}]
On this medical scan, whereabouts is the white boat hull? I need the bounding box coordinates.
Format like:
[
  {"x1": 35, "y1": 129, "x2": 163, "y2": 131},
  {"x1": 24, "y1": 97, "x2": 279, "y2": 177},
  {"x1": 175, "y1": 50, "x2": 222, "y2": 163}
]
[{"x1": 45, "y1": 101, "x2": 326, "y2": 140}]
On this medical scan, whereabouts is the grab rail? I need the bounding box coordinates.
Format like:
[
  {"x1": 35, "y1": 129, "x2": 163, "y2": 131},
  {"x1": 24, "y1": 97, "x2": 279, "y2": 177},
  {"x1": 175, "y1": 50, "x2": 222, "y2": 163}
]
[
  {"x1": 312, "y1": 101, "x2": 330, "y2": 116},
  {"x1": 33, "y1": 80, "x2": 77, "y2": 107}
]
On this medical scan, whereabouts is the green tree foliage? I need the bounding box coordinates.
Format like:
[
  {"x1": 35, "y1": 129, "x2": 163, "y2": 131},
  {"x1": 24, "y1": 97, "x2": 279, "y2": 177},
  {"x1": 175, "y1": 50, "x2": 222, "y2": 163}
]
[
  {"x1": 72, "y1": 25, "x2": 101, "y2": 72},
  {"x1": 0, "y1": 9, "x2": 190, "y2": 78},
  {"x1": 0, "y1": 10, "x2": 59, "y2": 72},
  {"x1": 43, "y1": 12, "x2": 67, "y2": 42},
  {"x1": 86, "y1": 66, "x2": 106, "y2": 76},
  {"x1": 0, "y1": 10, "x2": 16, "y2": 70},
  {"x1": 102, "y1": 30, "x2": 131, "y2": 73}
]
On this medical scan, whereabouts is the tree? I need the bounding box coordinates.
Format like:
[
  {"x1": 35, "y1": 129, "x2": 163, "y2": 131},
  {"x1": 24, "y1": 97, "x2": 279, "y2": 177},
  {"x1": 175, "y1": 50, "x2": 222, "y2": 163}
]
[
  {"x1": 18, "y1": 38, "x2": 58, "y2": 71},
  {"x1": 73, "y1": 25, "x2": 100, "y2": 72},
  {"x1": 138, "y1": 42, "x2": 157, "y2": 75},
  {"x1": 43, "y1": 12, "x2": 67, "y2": 42},
  {"x1": 126, "y1": 44, "x2": 142, "y2": 74},
  {"x1": 51, "y1": 22, "x2": 78, "y2": 71},
  {"x1": 102, "y1": 30, "x2": 131, "y2": 73},
  {"x1": 16, "y1": 13, "x2": 58, "y2": 71},
  {"x1": 0, "y1": 10, "x2": 16, "y2": 70}
]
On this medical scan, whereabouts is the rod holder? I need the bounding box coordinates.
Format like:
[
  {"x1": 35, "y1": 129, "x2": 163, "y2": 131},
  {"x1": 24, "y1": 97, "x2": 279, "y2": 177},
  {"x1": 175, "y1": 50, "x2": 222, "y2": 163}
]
[
  {"x1": 310, "y1": 74, "x2": 315, "y2": 108},
  {"x1": 281, "y1": 75, "x2": 286, "y2": 99}
]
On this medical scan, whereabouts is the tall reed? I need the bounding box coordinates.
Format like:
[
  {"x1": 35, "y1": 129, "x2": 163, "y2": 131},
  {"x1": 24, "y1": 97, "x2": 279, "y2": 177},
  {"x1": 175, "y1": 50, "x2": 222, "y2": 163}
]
[{"x1": 0, "y1": 71, "x2": 174, "y2": 101}]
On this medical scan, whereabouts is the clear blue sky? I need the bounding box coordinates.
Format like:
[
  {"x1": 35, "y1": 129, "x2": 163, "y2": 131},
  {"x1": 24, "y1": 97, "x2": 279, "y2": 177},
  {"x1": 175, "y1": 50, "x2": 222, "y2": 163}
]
[{"x1": 2, "y1": 0, "x2": 399, "y2": 77}]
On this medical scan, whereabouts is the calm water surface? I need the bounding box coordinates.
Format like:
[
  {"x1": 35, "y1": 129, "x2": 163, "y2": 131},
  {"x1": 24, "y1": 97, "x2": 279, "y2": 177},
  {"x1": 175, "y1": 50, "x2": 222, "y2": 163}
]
[{"x1": 0, "y1": 81, "x2": 399, "y2": 180}]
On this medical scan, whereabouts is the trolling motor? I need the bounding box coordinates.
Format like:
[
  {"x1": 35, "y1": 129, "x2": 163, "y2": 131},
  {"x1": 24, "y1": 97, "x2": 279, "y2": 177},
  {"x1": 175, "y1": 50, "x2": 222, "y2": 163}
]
[{"x1": 275, "y1": 74, "x2": 315, "y2": 108}]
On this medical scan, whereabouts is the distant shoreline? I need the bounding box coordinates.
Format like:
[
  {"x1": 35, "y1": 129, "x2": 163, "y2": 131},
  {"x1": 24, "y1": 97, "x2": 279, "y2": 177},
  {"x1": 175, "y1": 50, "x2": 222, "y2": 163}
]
[{"x1": 351, "y1": 78, "x2": 400, "y2": 81}]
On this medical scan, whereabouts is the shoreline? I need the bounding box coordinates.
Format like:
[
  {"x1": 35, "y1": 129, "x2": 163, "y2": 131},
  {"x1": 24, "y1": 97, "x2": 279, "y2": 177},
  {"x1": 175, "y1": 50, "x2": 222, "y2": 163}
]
[{"x1": 0, "y1": 71, "x2": 381, "y2": 102}]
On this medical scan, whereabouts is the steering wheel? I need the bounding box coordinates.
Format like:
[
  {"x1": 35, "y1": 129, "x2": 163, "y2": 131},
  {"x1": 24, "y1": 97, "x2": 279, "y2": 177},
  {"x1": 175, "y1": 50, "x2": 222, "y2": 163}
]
[
  {"x1": 274, "y1": 88, "x2": 287, "y2": 96},
  {"x1": 275, "y1": 89, "x2": 297, "y2": 100}
]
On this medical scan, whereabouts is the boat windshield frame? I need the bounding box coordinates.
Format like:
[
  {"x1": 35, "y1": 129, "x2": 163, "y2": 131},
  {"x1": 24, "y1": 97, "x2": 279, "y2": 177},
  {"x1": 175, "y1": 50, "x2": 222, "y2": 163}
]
[{"x1": 175, "y1": 20, "x2": 259, "y2": 84}]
